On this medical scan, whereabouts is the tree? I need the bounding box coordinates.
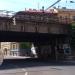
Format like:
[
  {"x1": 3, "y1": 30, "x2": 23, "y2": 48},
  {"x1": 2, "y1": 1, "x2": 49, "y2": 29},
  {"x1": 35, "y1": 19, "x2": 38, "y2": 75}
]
[
  {"x1": 70, "y1": 22, "x2": 75, "y2": 50},
  {"x1": 20, "y1": 42, "x2": 31, "y2": 49}
]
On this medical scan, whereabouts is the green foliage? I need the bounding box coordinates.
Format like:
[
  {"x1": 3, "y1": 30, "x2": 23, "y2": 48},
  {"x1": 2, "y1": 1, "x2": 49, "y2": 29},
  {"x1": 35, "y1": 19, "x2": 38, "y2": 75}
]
[
  {"x1": 72, "y1": 22, "x2": 75, "y2": 26},
  {"x1": 71, "y1": 23, "x2": 75, "y2": 29},
  {"x1": 70, "y1": 23, "x2": 75, "y2": 49},
  {"x1": 20, "y1": 42, "x2": 31, "y2": 49}
]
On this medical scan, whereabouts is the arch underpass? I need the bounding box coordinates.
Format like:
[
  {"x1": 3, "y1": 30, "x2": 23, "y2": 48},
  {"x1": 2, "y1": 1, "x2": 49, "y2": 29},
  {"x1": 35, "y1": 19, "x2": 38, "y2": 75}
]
[{"x1": 0, "y1": 31, "x2": 69, "y2": 60}]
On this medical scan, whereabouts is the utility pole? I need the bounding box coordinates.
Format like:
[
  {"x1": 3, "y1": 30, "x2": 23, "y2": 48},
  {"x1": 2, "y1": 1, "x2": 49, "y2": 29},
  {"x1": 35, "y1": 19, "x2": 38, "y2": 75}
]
[
  {"x1": 46, "y1": 0, "x2": 61, "y2": 10},
  {"x1": 38, "y1": 2, "x2": 40, "y2": 10}
]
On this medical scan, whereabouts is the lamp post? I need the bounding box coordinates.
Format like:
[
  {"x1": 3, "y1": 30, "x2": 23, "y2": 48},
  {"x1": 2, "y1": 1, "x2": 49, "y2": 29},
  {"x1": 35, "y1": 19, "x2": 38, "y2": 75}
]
[{"x1": 70, "y1": 1, "x2": 75, "y2": 3}]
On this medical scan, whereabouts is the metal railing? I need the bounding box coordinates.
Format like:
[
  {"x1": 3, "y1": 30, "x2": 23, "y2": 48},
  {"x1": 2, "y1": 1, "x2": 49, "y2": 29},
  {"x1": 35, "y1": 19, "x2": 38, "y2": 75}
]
[
  {"x1": 0, "y1": 10, "x2": 74, "y2": 24},
  {"x1": 0, "y1": 12, "x2": 73, "y2": 35}
]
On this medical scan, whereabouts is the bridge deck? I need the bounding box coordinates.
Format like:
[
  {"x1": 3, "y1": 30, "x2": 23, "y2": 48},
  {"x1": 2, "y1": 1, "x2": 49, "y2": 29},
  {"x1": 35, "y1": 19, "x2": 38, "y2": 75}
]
[
  {"x1": 0, "y1": 31, "x2": 68, "y2": 42},
  {"x1": 0, "y1": 11, "x2": 70, "y2": 42}
]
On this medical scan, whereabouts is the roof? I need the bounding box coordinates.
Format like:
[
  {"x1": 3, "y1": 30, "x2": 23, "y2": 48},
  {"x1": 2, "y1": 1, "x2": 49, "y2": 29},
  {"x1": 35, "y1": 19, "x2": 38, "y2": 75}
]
[
  {"x1": 46, "y1": 8, "x2": 75, "y2": 13},
  {"x1": 15, "y1": 10, "x2": 58, "y2": 16},
  {"x1": 11, "y1": 9, "x2": 58, "y2": 18},
  {"x1": 56, "y1": 8, "x2": 75, "y2": 12}
]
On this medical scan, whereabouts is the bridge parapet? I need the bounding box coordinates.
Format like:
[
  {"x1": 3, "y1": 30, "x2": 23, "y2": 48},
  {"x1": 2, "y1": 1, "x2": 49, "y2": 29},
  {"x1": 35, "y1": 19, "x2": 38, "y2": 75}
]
[
  {"x1": 0, "y1": 11, "x2": 70, "y2": 35},
  {"x1": 0, "y1": 19, "x2": 69, "y2": 34}
]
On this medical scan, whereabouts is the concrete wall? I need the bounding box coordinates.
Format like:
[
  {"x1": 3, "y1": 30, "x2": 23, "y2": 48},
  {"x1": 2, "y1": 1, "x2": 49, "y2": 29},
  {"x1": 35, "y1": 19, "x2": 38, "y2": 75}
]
[
  {"x1": 58, "y1": 10, "x2": 75, "y2": 23},
  {"x1": 0, "y1": 19, "x2": 66, "y2": 34}
]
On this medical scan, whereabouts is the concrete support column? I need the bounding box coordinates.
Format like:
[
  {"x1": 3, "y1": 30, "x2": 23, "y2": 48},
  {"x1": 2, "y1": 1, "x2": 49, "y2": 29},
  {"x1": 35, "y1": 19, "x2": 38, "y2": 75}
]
[{"x1": 34, "y1": 41, "x2": 56, "y2": 60}]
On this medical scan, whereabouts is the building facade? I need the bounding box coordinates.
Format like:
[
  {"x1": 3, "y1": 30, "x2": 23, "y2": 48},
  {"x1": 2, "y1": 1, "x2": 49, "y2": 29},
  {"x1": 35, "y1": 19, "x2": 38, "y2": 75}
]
[
  {"x1": 47, "y1": 8, "x2": 75, "y2": 23},
  {"x1": 0, "y1": 42, "x2": 20, "y2": 56}
]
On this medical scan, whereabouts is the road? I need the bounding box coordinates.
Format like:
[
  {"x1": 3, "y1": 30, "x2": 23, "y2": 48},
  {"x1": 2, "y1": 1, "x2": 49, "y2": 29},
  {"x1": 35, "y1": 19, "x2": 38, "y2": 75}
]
[{"x1": 0, "y1": 58, "x2": 75, "y2": 75}]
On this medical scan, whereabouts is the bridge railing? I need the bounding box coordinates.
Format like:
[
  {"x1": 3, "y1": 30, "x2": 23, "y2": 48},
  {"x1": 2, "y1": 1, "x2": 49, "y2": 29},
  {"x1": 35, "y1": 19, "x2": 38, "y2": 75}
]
[
  {"x1": 0, "y1": 10, "x2": 74, "y2": 24},
  {"x1": 13, "y1": 14, "x2": 73, "y2": 24},
  {"x1": 0, "y1": 12, "x2": 72, "y2": 34},
  {"x1": 14, "y1": 15, "x2": 58, "y2": 23},
  {"x1": 58, "y1": 17, "x2": 74, "y2": 24}
]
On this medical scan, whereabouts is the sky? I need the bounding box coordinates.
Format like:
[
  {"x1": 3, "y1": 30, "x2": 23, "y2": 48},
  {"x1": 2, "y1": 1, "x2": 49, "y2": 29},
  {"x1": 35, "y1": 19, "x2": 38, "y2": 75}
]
[{"x1": 0, "y1": 0, "x2": 75, "y2": 12}]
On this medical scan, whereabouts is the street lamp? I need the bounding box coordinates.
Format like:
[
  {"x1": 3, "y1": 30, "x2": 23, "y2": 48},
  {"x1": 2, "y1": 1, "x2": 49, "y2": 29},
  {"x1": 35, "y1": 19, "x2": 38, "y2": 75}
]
[{"x1": 70, "y1": 1, "x2": 75, "y2": 3}]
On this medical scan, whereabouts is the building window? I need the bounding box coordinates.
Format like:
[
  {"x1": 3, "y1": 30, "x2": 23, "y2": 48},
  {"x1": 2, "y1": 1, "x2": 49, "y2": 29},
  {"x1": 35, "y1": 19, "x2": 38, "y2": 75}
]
[
  {"x1": 4, "y1": 48, "x2": 8, "y2": 55},
  {"x1": 64, "y1": 16, "x2": 68, "y2": 19},
  {"x1": 73, "y1": 16, "x2": 75, "y2": 21},
  {"x1": 40, "y1": 17, "x2": 43, "y2": 20},
  {"x1": 21, "y1": 26, "x2": 24, "y2": 31},
  {"x1": 12, "y1": 44, "x2": 17, "y2": 49},
  {"x1": 36, "y1": 16, "x2": 40, "y2": 20},
  {"x1": 31, "y1": 15, "x2": 35, "y2": 20},
  {"x1": 24, "y1": 15, "x2": 29, "y2": 20},
  {"x1": 59, "y1": 16, "x2": 63, "y2": 19},
  {"x1": 45, "y1": 17, "x2": 49, "y2": 22}
]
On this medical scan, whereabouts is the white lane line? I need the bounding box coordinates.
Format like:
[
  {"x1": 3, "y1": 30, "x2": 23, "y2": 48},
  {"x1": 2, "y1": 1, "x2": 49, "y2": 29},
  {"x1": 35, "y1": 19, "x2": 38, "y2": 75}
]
[
  {"x1": 25, "y1": 72, "x2": 28, "y2": 75},
  {"x1": 22, "y1": 68, "x2": 27, "y2": 71},
  {"x1": 22, "y1": 68, "x2": 28, "y2": 75}
]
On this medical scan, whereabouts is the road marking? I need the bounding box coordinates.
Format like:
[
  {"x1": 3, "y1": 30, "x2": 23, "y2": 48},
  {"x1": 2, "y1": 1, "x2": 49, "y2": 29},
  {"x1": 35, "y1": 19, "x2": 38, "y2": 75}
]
[
  {"x1": 22, "y1": 68, "x2": 27, "y2": 71},
  {"x1": 25, "y1": 72, "x2": 28, "y2": 75},
  {"x1": 51, "y1": 67, "x2": 63, "y2": 70},
  {"x1": 22, "y1": 68, "x2": 28, "y2": 75}
]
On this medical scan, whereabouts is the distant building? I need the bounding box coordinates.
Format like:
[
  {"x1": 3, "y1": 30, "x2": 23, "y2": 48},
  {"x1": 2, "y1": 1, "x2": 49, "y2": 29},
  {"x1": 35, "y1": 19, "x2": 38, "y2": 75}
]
[
  {"x1": 47, "y1": 8, "x2": 75, "y2": 23},
  {"x1": 10, "y1": 42, "x2": 20, "y2": 56},
  {"x1": 1, "y1": 42, "x2": 20, "y2": 56},
  {"x1": 0, "y1": 42, "x2": 32, "y2": 56}
]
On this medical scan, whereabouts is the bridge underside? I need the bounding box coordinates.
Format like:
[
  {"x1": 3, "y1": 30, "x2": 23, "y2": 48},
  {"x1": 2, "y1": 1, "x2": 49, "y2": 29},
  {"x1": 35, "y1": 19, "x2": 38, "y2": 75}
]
[
  {"x1": 0, "y1": 31, "x2": 68, "y2": 42},
  {"x1": 0, "y1": 31, "x2": 70, "y2": 60}
]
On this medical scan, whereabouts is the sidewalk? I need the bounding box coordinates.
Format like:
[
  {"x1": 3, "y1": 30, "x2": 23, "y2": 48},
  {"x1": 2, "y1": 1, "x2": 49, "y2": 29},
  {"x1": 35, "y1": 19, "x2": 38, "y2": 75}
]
[{"x1": 4, "y1": 56, "x2": 31, "y2": 59}]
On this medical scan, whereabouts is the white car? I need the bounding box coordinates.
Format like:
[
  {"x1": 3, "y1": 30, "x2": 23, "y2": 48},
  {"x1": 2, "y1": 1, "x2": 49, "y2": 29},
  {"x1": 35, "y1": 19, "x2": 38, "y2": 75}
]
[{"x1": 0, "y1": 49, "x2": 3, "y2": 66}]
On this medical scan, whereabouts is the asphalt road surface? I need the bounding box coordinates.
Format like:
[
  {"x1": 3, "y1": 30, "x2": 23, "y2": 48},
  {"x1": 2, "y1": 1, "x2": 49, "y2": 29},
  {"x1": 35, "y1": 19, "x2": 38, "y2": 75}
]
[{"x1": 0, "y1": 58, "x2": 75, "y2": 75}]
